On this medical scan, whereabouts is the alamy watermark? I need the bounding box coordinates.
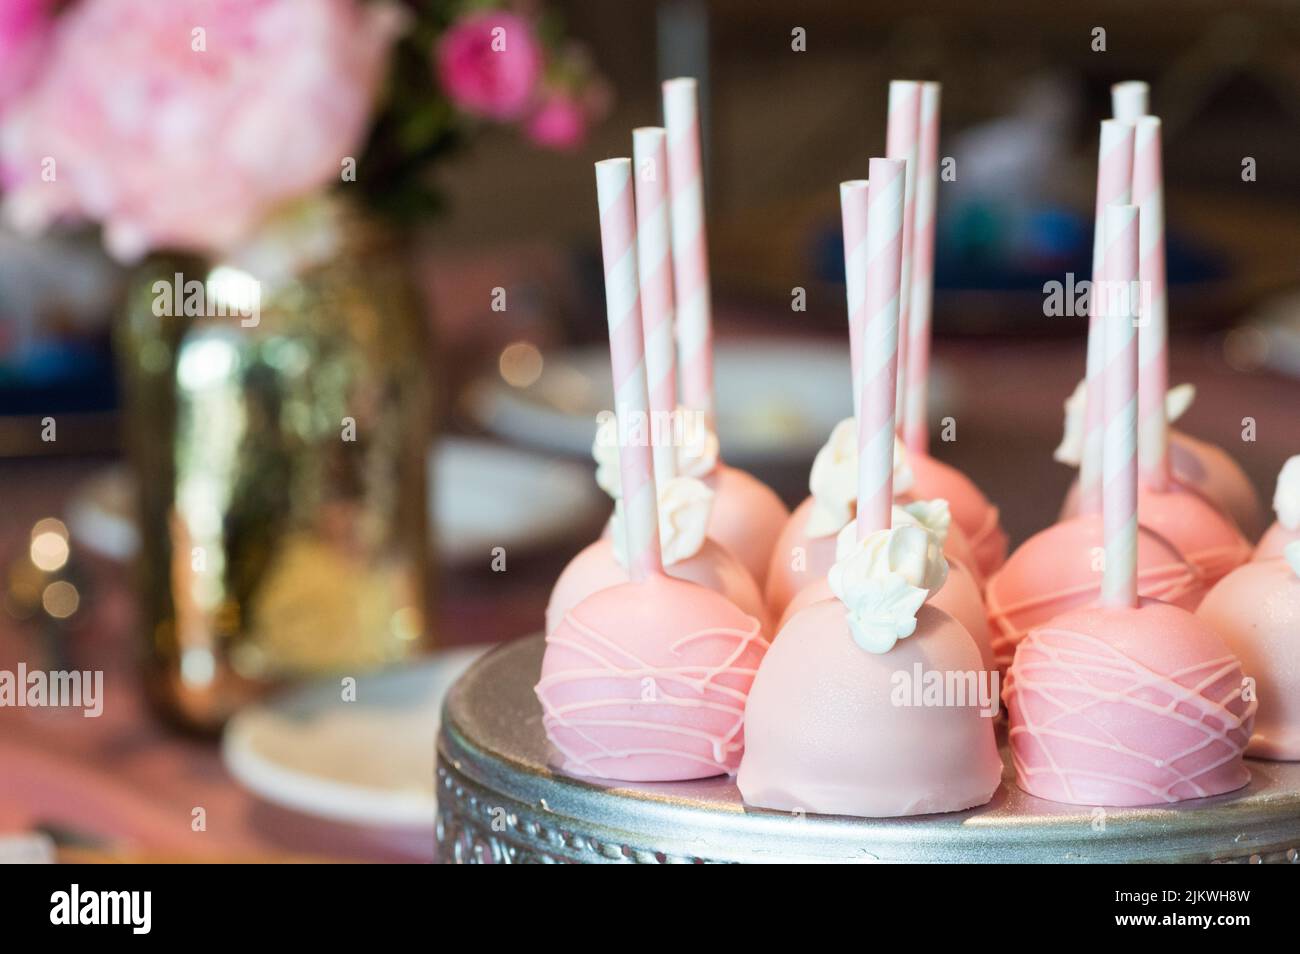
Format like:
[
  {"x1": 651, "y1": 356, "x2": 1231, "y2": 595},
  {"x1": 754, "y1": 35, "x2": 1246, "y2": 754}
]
[
  {"x1": 594, "y1": 407, "x2": 709, "y2": 449},
  {"x1": 0, "y1": 664, "x2": 103, "y2": 717},
  {"x1": 891, "y1": 663, "x2": 1001, "y2": 718},
  {"x1": 152, "y1": 267, "x2": 260, "y2": 327},
  {"x1": 1043, "y1": 274, "x2": 1152, "y2": 321},
  {"x1": 50, "y1": 885, "x2": 150, "y2": 934}
]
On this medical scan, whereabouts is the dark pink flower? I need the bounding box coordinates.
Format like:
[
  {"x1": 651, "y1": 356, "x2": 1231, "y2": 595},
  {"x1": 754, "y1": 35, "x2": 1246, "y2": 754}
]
[
  {"x1": 435, "y1": 12, "x2": 543, "y2": 121},
  {"x1": 525, "y1": 92, "x2": 588, "y2": 150},
  {"x1": 0, "y1": 0, "x2": 53, "y2": 115}
]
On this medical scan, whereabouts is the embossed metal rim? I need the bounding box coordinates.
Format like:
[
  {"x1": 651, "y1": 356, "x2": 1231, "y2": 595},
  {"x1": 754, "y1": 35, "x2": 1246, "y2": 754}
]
[{"x1": 436, "y1": 636, "x2": 1300, "y2": 863}]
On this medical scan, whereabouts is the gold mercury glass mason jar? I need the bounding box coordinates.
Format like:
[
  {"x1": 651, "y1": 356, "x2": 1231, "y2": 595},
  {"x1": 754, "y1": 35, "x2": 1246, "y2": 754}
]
[{"x1": 115, "y1": 199, "x2": 434, "y2": 733}]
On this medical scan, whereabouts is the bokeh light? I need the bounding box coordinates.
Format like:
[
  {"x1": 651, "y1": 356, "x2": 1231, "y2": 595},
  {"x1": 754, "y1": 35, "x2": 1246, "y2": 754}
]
[
  {"x1": 41, "y1": 580, "x2": 80, "y2": 619},
  {"x1": 499, "y1": 341, "x2": 544, "y2": 388},
  {"x1": 30, "y1": 518, "x2": 70, "y2": 573}
]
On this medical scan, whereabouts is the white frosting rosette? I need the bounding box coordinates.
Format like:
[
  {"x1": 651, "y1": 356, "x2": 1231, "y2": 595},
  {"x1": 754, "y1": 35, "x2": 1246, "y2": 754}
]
[
  {"x1": 805, "y1": 417, "x2": 915, "y2": 537},
  {"x1": 611, "y1": 475, "x2": 714, "y2": 568},
  {"x1": 1054, "y1": 380, "x2": 1196, "y2": 466},
  {"x1": 1286, "y1": 541, "x2": 1300, "y2": 579},
  {"x1": 592, "y1": 408, "x2": 719, "y2": 498},
  {"x1": 674, "y1": 412, "x2": 721, "y2": 481},
  {"x1": 828, "y1": 520, "x2": 948, "y2": 654},
  {"x1": 831, "y1": 500, "x2": 951, "y2": 559},
  {"x1": 1273, "y1": 455, "x2": 1300, "y2": 531},
  {"x1": 896, "y1": 498, "x2": 952, "y2": 548}
]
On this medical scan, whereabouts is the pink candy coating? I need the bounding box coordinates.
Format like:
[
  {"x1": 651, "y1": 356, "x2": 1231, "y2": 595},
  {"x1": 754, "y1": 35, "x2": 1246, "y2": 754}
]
[
  {"x1": 908, "y1": 451, "x2": 1007, "y2": 578},
  {"x1": 1134, "y1": 483, "x2": 1250, "y2": 588},
  {"x1": 764, "y1": 495, "x2": 979, "y2": 618},
  {"x1": 1197, "y1": 559, "x2": 1300, "y2": 760},
  {"x1": 1254, "y1": 521, "x2": 1299, "y2": 563},
  {"x1": 762, "y1": 497, "x2": 842, "y2": 616},
  {"x1": 1168, "y1": 431, "x2": 1266, "y2": 541},
  {"x1": 1005, "y1": 599, "x2": 1255, "y2": 806},
  {"x1": 986, "y1": 514, "x2": 1205, "y2": 673},
  {"x1": 777, "y1": 559, "x2": 994, "y2": 673},
  {"x1": 545, "y1": 536, "x2": 767, "y2": 637},
  {"x1": 738, "y1": 601, "x2": 1002, "y2": 817},
  {"x1": 702, "y1": 463, "x2": 789, "y2": 587},
  {"x1": 537, "y1": 574, "x2": 768, "y2": 781},
  {"x1": 1061, "y1": 428, "x2": 1266, "y2": 541}
]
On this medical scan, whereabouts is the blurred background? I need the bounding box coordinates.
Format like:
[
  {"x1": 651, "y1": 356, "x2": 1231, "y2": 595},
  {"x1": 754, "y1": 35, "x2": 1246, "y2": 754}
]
[{"x1": 1, "y1": 0, "x2": 1298, "y2": 862}]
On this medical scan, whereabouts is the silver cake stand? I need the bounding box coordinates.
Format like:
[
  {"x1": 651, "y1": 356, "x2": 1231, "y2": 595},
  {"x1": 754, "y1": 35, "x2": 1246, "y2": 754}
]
[{"x1": 435, "y1": 636, "x2": 1300, "y2": 863}]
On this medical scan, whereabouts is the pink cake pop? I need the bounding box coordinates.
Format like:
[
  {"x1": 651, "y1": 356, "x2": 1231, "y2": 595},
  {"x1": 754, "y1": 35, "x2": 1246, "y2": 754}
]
[
  {"x1": 1118, "y1": 92, "x2": 1263, "y2": 539},
  {"x1": 1167, "y1": 430, "x2": 1265, "y2": 540},
  {"x1": 763, "y1": 443, "x2": 980, "y2": 616},
  {"x1": 738, "y1": 166, "x2": 1001, "y2": 818},
  {"x1": 536, "y1": 158, "x2": 768, "y2": 783},
  {"x1": 546, "y1": 535, "x2": 767, "y2": 637},
  {"x1": 553, "y1": 130, "x2": 768, "y2": 635},
  {"x1": 1005, "y1": 599, "x2": 1255, "y2": 805},
  {"x1": 777, "y1": 509, "x2": 994, "y2": 674},
  {"x1": 1254, "y1": 455, "x2": 1300, "y2": 561},
  {"x1": 742, "y1": 597, "x2": 1000, "y2": 816},
  {"x1": 988, "y1": 156, "x2": 1221, "y2": 671},
  {"x1": 697, "y1": 465, "x2": 788, "y2": 586},
  {"x1": 593, "y1": 424, "x2": 786, "y2": 589},
  {"x1": 1006, "y1": 203, "x2": 1254, "y2": 808},
  {"x1": 1198, "y1": 544, "x2": 1300, "y2": 760},
  {"x1": 986, "y1": 516, "x2": 1203, "y2": 672},
  {"x1": 898, "y1": 82, "x2": 1008, "y2": 577},
  {"x1": 662, "y1": 77, "x2": 788, "y2": 585},
  {"x1": 1057, "y1": 115, "x2": 1264, "y2": 539},
  {"x1": 764, "y1": 159, "x2": 980, "y2": 617},
  {"x1": 541, "y1": 573, "x2": 767, "y2": 781},
  {"x1": 1121, "y1": 117, "x2": 1248, "y2": 586},
  {"x1": 905, "y1": 456, "x2": 1006, "y2": 578},
  {"x1": 1132, "y1": 483, "x2": 1249, "y2": 586},
  {"x1": 1059, "y1": 412, "x2": 1265, "y2": 541}
]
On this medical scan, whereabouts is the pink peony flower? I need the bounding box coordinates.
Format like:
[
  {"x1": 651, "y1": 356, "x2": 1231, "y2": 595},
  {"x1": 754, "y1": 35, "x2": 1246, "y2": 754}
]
[
  {"x1": 1, "y1": 0, "x2": 404, "y2": 261},
  {"x1": 435, "y1": 12, "x2": 543, "y2": 122},
  {"x1": 524, "y1": 92, "x2": 588, "y2": 151},
  {"x1": 0, "y1": 0, "x2": 52, "y2": 116}
]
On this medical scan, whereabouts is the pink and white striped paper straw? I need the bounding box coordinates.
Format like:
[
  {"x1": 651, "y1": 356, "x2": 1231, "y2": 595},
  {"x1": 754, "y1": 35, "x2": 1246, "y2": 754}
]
[
  {"x1": 662, "y1": 77, "x2": 714, "y2": 421},
  {"x1": 1100, "y1": 203, "x2": 1141, "y2": 608},
  {"x1": 1132, "y1": 116, "x2": 1169, "y2": 491},
  {"x1": 856, "y1": 159, "x2": 907, "y2": 540},
  {"x1": 903, "y1": 81, "x2": 941, "y2": 455},
  {"x1": 840, "y1": 179, "x2": 871, "y2": 414},
  {"x1": 885, "y1": 81, "x2": 921, "y2": 424},
  {"x1": 1111, "y1": 81, "x2": 1149, "y2": 122},
  {"x1": 1079, "y1": 119, "x2": 1135, "y2": 516},
  {"x1": 595, "y1": 158, "x2": 662, "y2": 581},
  {"x1": 632, "y1": 127, "x2": 678, "y2": 487}
]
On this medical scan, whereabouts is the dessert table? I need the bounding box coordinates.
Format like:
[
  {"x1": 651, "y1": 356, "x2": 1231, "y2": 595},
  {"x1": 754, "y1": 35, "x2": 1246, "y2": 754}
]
[{"x1": 1, "y1": 334, "x2": 1295, "y2": 863}]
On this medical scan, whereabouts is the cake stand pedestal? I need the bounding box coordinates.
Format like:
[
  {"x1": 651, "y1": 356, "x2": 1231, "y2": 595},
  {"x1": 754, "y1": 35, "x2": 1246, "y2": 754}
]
[{"x1": 435, "y1": 636, "x2": 1300, "y2": 864}]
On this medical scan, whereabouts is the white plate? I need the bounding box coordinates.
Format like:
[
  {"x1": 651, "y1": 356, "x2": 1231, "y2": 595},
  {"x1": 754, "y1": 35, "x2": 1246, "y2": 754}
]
[
  {"x1": 66, "y1": 438, "x2": 603, "y2": 568},
  {"x1": 65, "y1": 465, "x2": 138, "y2": 562},
  {"x1": 463, "y1": 338, "x2": 853, "y2": 466},
  {"x1": 433, "y1": 437, "x2": 603, "y2": 565},
  {"x1": 221, "y1": 647, "x2": 486, "y2": 829}
]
